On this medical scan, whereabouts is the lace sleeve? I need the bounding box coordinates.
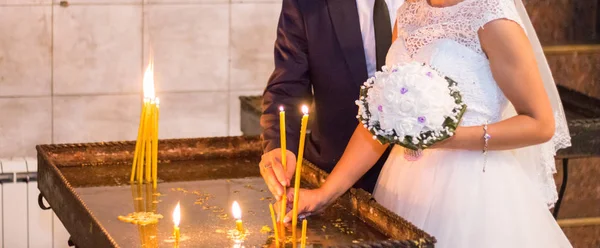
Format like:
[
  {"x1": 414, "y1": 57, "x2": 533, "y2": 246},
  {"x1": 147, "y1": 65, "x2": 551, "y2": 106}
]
[{"x1": 472, "y1": 0, "x2": 525, "y2": 31}]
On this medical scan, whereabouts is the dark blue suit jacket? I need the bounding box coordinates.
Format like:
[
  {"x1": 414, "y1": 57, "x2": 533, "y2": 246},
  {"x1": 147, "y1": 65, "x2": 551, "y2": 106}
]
[{"x1": 260, "y1": 0, "x2": 391, "y2": 193}]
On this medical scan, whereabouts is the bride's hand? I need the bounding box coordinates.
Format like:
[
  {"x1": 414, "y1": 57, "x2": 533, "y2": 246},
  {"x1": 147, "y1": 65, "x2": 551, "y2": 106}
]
[{"x1": 281, "y1": 188, "x2": 333, "y2": 223}]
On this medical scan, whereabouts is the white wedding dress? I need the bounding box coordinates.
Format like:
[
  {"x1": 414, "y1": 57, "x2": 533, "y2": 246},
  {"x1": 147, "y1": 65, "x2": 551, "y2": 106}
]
[{"x1": 373, "y1": 0, "x2": 573, "y2": 247}]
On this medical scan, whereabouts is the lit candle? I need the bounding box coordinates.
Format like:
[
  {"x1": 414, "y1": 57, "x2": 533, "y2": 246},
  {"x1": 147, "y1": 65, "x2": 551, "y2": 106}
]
[
  {"x1": 232, "y1": 201, "x2": 244, "y2": 233},
  {"x1": 143, "y1": 59, "x2": 155, "y2": 182},
  {"x1": 173, "y1": 202, "x2": 181, "y2": 244},
  {"x1": 279, "y1": 106, "x2": 287, "y2": 241},
  {"x1": 279, "y1": 106, "x2": 287, "y2": 171},
  {"x1": 292, "y1": 105, "x2": 309, "y2": 248},
  {"x1": 133, "y1": 58, "x2": 156, "y2": 184},
  {"x1": 144, "y1": 58, "x2": 156, "y2": 184},
  {"x1": 269, "y1": 203, "x2": 280, "y2": 247},
  {"x1": 279, "y1": 106, "x2": 287, "y2": 160},
  {"x1": 301, "y1": 219, "x2": 307, "y2": 248},
  {"x1": 152, "y1": 98, "x2": 160, "y2": 188}
]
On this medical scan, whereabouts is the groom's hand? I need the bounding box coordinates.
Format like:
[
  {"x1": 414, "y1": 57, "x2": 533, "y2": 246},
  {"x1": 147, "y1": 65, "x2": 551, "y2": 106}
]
[{"x1": 259, "y1": 148, "x2": 296, "y2": 200}]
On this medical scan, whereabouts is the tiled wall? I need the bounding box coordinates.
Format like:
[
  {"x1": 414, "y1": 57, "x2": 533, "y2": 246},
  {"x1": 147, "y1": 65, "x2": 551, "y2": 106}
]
[{"x1": 0, "y1": 0, "x2": 281, "y2": 157}]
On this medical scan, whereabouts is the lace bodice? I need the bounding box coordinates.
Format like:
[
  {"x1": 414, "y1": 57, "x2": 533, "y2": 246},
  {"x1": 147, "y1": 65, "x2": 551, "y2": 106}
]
[
  {"x1": 393, "y1": 0, "x2": 524, "y2": 58},
  {"x1": 386, "y1": 0, "x2": 524, "y2": 126}
]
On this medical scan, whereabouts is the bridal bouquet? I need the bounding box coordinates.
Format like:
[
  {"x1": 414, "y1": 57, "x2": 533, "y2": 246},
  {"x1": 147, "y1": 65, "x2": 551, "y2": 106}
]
[{"x1": 355, "y1": 62, "x2": 467, "y2": 150}]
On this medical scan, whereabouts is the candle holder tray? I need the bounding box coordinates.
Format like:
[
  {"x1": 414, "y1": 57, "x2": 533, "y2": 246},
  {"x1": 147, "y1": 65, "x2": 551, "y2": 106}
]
[{"x1": 36, "y1": 136, "x2": 435, "y2": 248}]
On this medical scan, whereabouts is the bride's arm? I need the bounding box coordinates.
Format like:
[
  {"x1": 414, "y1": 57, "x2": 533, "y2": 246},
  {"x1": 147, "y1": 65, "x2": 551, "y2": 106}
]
[
  {"x1": 281, "y1": 123, "x2": 388, "y2": 221},
  {"x1": 319, "y1": 124, "x2": 389, "y2": 200},
  {"x1": 439, "y1": 19, "x2": 555, "y2": 151}
]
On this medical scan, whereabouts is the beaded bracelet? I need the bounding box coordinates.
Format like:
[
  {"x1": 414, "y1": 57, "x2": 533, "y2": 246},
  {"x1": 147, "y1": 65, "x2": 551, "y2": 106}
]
[{"x1": 482, "y1": 122, "x2": 491, "y2": 172}]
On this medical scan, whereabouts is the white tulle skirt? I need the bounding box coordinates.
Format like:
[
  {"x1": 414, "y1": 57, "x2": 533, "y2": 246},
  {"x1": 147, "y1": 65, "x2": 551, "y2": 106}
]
[{"x1": 373, "y1": 146, "x2": 572, "y2": 248}]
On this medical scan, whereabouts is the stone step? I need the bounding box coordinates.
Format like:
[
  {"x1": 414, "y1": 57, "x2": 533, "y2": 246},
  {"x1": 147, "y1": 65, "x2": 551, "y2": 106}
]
[
  {"x1": 526, "y1": 0, "x2": 599, "y2": 45},
  {"x1": 545, "y1": 44, "x2": 600, "y2": 99}
]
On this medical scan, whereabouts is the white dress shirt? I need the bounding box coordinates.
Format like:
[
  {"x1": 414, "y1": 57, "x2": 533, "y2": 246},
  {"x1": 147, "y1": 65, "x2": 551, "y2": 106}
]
[{"x1": 356, "y1": 0, "x2": 404, "y2": 77}]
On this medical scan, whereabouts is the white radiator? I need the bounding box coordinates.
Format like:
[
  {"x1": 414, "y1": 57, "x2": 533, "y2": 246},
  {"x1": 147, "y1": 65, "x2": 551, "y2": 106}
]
[{"x1": 0, "y1": 158, "x2": 71, "y2": 248}]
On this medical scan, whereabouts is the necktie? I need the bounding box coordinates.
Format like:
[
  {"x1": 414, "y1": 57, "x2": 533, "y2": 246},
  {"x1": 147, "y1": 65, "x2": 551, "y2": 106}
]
[{"x1": 373, "y1": 0, "x2": 392, "y2": 71}]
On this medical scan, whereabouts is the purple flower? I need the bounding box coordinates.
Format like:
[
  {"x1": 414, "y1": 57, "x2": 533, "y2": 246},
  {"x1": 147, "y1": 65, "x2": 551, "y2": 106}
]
[
  {"x1": 392, "y1": 69, "x2": 398, "y2": 73},
  {"x1": 400, "y1": 88, "x2": 408, "y2": 94},
  {"x1": 377, "y1": 105, "x2": 383, "y2": 112},
  {"x1": 426, "y1": 71, "x2": 433, "y2": 78},
  {"x1": 417, "y1": 116, "x2": 426, "y2": 124}
]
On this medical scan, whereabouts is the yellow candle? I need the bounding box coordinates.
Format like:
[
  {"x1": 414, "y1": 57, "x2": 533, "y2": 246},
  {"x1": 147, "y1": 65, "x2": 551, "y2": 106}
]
[
  {"x1": 292, "y1": 105, "x2": 309, "y2": 248},
  {"x1": 232, "y1": 201, "x2": 244, "y2": 234},
  {"x1": 174, "y1": 226, "x2": 180, "y2": 244},
  {"x1": 137, "y1": 101, "x2": 149, "y2": 183},
  {"x1": 279, "y1": 106, "x2": 288, "y2": 241},
  {"x1": 144, "y1": 101, "x2": 153, "y2": 183},
  {"x1": 279, "y1": 106, "x2": 287, "y2": 171},
  {"x1": 152, "y1": 98, "x2": 160, "y2": 188},
  {"x1": 131, "y1": 99, "x2": 148, "y2": 182},
  {"x1": 269, "y1": 203, "x2": 280, "y2": 247},
  {"x1": 279, "y1": 193, "x2": 287, "y2": 242},
  {"x1": 236, "y1": 220, "x2": 244, "y2": 233},
  {"x1": 173, "y1": 202, "x2": 181, "y2": 244},
  {"x1": 301, "y1": 219, "x2": 307, "y2": 248},
  {"x1": 140, "y1": 56, "x2": 155, "y2": 184}
]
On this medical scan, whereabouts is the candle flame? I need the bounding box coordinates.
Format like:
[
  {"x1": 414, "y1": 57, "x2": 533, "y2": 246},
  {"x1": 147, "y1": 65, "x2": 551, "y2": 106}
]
[
  {"x1": 232, "y1": 201, "x2": 242, "y2": 220},
  {"x1": 301, "y1": 105, "x2": 309, "y2": 115},
  {"x1": 143, "y1": 58, "x2": 155, "y2": 99},
  {"x1": 173, "y1": 202, "x2": 181, "y2": 227},
  {"x1": 279, "y1": 106, "x2": 284, "y2": 112}
]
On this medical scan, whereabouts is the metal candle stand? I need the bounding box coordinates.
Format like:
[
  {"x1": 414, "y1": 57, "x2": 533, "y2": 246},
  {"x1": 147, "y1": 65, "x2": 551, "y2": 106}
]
[{"x1": 36, "y1": 136, "x2": 435, "y2": 248}]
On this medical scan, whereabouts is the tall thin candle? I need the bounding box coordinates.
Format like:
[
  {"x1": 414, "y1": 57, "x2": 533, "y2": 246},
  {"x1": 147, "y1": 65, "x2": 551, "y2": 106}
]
[
  {"x1": 137, "y1": 100, "x2": 149, "y2": 183},
  {"x1": 144, "y1": 101, "x2": 153, "y2": 183},
  {"x1": 279, "y1": 106, "x2": 287, "y2": 166},
  {"x1": 131, "y1": 99, "x2": 148, "y2": 182},
  {"x1": 279, "y1": 106, "x2": 288, "y2": 241},
  {"x1": 292, "y1": 105, "x2": 309, "y2": 248},
  {"x1": 152, "y1": 98, "x2": 160, "y2": 188}
]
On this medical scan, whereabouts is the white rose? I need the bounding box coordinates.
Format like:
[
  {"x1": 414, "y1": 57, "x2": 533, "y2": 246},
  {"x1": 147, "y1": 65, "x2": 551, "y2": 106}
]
[{"x1": 395, "y1": 117, "x2": 422, "y2": 138}]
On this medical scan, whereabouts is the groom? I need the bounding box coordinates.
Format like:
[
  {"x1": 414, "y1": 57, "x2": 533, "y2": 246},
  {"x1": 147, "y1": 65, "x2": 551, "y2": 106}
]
[{"x1": 260, "y1": 0, "x2": 402, "y2": 200}]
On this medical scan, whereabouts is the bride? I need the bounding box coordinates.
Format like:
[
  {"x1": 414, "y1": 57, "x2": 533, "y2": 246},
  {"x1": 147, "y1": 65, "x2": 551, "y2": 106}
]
[{"x1": 284, "y1": 0, "x2": 573, "y2": 246}]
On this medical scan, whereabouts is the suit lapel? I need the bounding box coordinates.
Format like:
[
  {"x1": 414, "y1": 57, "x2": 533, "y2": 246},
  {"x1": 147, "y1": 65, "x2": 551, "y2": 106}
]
[{"x1": 327, "y1": 0, "x2": 368, "y2": 86}]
